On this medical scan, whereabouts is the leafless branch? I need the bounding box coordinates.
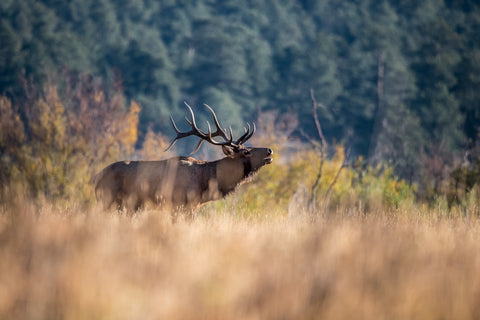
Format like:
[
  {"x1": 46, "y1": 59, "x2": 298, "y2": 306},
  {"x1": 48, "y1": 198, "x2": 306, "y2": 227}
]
[
  {"x1": 310, "y1": 88, "x2": 327, "y2": 153},
  {"x1": 323, "y1": 147, "x2": 351, "y2": 213},
  {"x1": 309, "y1": 89, "x2": 327, "y2": 217}
]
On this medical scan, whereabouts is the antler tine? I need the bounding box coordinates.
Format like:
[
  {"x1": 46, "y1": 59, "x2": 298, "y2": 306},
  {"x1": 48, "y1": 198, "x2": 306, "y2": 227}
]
[
  {"x1": 235, "y1": 122, "x2": 256, "y2": 145},
  {"x1": 184, "y1": 101, "x2": 208, "y2": 135},
  {"x1": 164, "y1": 116, "x2": 183, "y2": 151},
  {"x1": 203, "y1": 104, "x2": 232, "y2": 143},
  {"x1": 165, "y1": 102, "x2": 209, "y2": 152},
  {"x1": 246, "y1": 122, "x2": 256, "y2": 141},
  {"x1": 235, "y1": 124, "x2": 250, "y2": 145},
  {"x1": 190, "y1": 139, "x2": 205, "y2": 155},
  {"x1": 169, "y1": 115, "x2": 181, "y2": 134}
]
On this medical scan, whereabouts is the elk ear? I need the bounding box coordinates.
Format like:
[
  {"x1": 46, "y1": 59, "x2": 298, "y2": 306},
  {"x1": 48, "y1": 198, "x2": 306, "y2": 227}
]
[{"x1": 222, "y1": 145, "x2": 236, "y2": 158}]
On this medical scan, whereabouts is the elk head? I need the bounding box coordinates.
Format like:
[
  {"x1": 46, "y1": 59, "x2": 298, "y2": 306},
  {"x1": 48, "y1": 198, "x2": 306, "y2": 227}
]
[{"x1": 165, "y1": 102, "x2": 273, "y2": 174}]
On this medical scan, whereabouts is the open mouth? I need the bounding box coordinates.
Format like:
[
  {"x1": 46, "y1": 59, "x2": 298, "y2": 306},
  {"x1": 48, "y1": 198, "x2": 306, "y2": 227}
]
[{"x1": 264, "y1": 157, "x2": 273, "y2": 164}]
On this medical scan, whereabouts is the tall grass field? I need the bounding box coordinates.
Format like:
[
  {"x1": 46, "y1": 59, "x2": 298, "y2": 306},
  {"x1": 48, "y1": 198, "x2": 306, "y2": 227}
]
[{"x1": 1, "y1": 201, "x2": 480, "y2": 320}]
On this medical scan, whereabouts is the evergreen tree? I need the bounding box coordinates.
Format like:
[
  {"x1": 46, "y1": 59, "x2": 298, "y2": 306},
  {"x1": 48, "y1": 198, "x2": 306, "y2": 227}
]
[{"x1": 412, "y1": 17, "x2": 465, "y2": 153}]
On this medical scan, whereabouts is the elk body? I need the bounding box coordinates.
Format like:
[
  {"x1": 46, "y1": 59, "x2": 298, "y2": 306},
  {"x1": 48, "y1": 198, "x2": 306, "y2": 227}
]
[{"x1": 94, "y1": 103, "x2": 273, "y2": 211}]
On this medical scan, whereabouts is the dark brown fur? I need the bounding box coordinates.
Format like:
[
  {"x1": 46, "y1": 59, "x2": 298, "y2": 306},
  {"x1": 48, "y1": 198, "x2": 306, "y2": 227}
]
[{"x1": 95, "y1": 147, "x2": 273, "y2": 211}]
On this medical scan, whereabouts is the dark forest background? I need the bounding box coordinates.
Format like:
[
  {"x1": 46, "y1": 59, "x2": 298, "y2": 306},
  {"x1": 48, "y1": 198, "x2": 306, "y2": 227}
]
[{"x1": 1, "y1": 0, "x2": 480, "y2": 200}]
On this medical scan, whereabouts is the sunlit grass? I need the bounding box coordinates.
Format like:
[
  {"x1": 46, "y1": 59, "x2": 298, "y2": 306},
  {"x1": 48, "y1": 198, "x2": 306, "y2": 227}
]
[{"x1": 1, "y1": 201, "x2": 480, "y2": 320}]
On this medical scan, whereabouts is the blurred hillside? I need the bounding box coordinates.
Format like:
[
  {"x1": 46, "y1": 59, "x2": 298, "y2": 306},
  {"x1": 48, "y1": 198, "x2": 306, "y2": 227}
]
[{"x1": 1, "y1": 0, "x2": 480, "y2": 180}]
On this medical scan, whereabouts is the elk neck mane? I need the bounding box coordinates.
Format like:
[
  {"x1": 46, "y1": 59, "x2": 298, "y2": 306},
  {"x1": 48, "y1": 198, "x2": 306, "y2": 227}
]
[{"x1": 198, "y1": 155, "x2": 255, "y2": 197}]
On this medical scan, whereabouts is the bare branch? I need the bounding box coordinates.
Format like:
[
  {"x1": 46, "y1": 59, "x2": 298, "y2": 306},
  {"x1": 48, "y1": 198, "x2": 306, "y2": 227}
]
[
  {"x1": 323, "y1": 147, "x2": 351, "y2": 213},
  {"x1": 310, "y1": 88, "x2": 327, "y2": 153},
  {"x1": 309, "y1": 88, "x2": 328, "y2": 217}
]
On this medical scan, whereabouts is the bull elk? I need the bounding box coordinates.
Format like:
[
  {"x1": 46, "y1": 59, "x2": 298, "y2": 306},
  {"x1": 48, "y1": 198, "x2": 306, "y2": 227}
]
[{"x1": 94, "y1": 103, "x2": 273, "y2": 212}]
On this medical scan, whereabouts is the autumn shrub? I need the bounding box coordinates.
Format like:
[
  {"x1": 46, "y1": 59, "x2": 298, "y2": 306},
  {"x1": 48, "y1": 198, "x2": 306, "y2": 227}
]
[
  {"x1": 350, "y1": 163, "x2": 416, "y2": 212},
  {"x1": 213, "y1": 140, "x2": 416, "y2": 218},
  {"x1": 0, "y1": 76, "x2": 140, "y2": 205}
]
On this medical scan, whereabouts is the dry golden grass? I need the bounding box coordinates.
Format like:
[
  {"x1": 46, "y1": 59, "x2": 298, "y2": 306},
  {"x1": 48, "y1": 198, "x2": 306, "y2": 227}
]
[{"x1": 1, "y1": 202, "x2": 480, "y2": 320}]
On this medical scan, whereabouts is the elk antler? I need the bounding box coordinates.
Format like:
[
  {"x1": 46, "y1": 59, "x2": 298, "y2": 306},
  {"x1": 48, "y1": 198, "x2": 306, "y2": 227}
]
[{"x1": 165, "y1": 102, "x2": 255, "y2": 154}]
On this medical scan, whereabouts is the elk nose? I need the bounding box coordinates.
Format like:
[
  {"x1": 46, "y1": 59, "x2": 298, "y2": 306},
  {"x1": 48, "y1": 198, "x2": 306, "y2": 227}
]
[{"x1": 267, "y1": 148, "x2": 273, "y2": 155}]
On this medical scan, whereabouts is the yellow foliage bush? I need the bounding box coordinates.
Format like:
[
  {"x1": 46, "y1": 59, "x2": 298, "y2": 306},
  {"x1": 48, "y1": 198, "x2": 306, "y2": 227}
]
[
  {"x1": 217, "y1": 144, "x2": 416, "y2": 217},
  {"x1": 0, "y1": 80, "x2": 140, "y2": 205}
]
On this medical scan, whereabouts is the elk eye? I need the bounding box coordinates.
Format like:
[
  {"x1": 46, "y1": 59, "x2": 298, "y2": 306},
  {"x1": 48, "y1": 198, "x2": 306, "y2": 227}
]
[{"x1": 243, "y1": 149, "x2": 251, "y2": 156}]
